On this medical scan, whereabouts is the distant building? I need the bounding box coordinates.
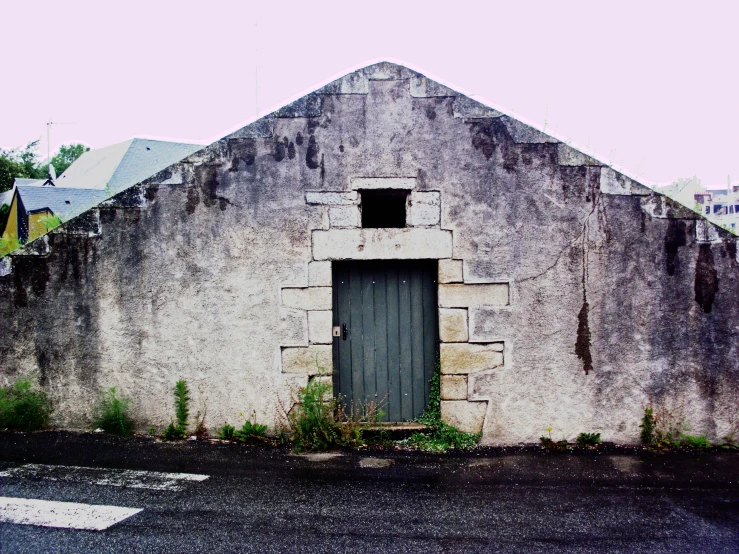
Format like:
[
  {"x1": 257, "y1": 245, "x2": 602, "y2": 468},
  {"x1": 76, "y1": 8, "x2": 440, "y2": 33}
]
[
  {"x1": 2, "y1": 138, "x2": 201, "y2": 248},
  {"x1": 658, "y1": 178, "x2": 739, "y2": 233},
  {"x1": 698, "y1": 185, "x2": 739, "y2": 232},
  {"x1": 0, "y1": 187, "x2": 28, "y2": 245}
]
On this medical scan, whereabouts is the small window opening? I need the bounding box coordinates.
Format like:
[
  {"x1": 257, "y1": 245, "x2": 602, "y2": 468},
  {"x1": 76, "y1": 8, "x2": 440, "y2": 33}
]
[{"x1": 360, "y1": 189, "x2": 408, "y2": 228}]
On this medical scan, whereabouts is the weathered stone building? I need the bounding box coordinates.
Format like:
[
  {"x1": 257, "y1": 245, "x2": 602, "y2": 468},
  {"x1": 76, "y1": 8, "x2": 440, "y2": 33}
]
[{"x1": 1, "y1": 62, "x2": 737, "y2": 444}]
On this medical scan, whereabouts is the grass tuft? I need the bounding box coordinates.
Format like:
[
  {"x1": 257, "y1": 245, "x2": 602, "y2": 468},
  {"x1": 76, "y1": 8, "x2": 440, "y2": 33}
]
[
  {"x1": 94, "y1": 388, "x2": 135, "y2": 436},
  {"x1": 0, "y1": 378, "x2": 52, "y2": 432},
  {"x1": 575, "y1": 432, "x2": 601, "y2": 448}
]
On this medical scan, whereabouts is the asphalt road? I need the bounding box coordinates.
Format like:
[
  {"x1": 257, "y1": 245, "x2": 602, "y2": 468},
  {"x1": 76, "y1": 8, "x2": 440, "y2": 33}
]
[{"x1": 0, "y1": 432, "x2": 738, "y2": 553}]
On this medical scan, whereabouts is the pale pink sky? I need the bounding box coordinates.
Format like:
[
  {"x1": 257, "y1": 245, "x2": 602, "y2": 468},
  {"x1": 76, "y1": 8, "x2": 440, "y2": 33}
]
[{"x1": 2, "y1": 1, "x2": 737, "y2": 188}]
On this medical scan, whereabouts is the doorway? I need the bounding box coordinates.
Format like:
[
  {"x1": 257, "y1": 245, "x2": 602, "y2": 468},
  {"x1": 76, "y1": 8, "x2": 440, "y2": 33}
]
[{"x1": 332, "y1": 260, "x2": 438, "y2": 421}]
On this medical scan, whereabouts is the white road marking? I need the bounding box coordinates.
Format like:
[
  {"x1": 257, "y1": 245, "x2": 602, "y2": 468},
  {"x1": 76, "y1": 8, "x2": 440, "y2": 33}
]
[
  {"x1": 0, "y1": 464, "x2": 209, "y2": 491},
  {"x1": 0, "y1": 497, "x2": 141, "y2": 530}
]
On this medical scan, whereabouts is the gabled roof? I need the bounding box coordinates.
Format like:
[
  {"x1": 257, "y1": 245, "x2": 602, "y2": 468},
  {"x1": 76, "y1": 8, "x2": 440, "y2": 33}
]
[
  {"x1": 15, "y1": 138, "x2": 202, "y2": 224},
  {"x1": 0, "y1": 187, "x2": 14, "y2": 208},
  {"x1": 16, "y1": 186, "x2": 108, "y2": 220},
  {"x1": 13, "y1": 178, "x2": 45, "y2": 187},
  {"x1": 41, "y1": 138, "x2": 201, "y2": 193}
]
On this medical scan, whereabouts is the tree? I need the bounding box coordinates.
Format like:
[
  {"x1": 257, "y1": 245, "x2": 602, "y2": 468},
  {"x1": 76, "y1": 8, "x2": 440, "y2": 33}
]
[
  {"x1": 0, "y1": 141, "x2": 43, "y2": 192},
  {"x1": 0, "y1": 142, "x2": 89, "y2": 192},
  {"x1": 39, "y1": 143, "x2": 90, "y2": 177}
]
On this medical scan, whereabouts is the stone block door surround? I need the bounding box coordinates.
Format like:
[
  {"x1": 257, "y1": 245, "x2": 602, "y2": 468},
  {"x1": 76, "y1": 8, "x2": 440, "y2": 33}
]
[{"x1": 279, "y1": 177, "x2": 511, "y2": 434}]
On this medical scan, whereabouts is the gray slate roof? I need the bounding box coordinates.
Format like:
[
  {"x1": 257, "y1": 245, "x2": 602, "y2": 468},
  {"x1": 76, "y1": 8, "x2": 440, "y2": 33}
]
[
  {"x1": 52, "y1": 138, "x2": 201, "y2": 193},
  {"x1": 17, "y1": 186, "x2": 109, "y2": 220},
  {"x1": 16, "y1": 138, "x2": 201, "y2": 223}
]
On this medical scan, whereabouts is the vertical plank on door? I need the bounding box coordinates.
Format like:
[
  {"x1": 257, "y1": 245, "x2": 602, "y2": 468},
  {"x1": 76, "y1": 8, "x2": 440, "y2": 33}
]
[
  {"x1": 385, "y1": 266, "x2": 401, "y2": 422},
  {"x1": 410, "y1": 266, "x2": 426, "y2": 417},
  {"x1": 398, "y1": 265, "x2": 413, "y2": 421},
  {"x1": 361, "y1": 265, "x2": 376, "y2": 408},
  {"x1": 373, "y1": 265, "x2": 389, "y2": 419},
  {"x1": 349, "y1": 267, "x2": 364, "y2": 410}
]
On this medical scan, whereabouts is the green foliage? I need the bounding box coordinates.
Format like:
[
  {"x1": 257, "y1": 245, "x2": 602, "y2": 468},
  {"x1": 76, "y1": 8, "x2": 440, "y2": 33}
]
[
  {"x1": 0, "y1": 378, "x2": 52, "y2": 432},
  {"x1": 417, "y1": 356, "x2": 441, "y2": 426},
  {"x1": 640, "y1": 407, "x2": 655, "y2": 446},
  {"x1": 0, "y1": 237, "x2": 22, "y2": 258},
  {"x1": 407, "y1": 423, "x2": 481, "y2": 452},
  {"x1": 93, "y1": 388, "x2": 135, "y2": 436},
  {"x1": 36, "y1": 213, "x2": 62, "y2": 234},
  {"x1": 147, "y1": 427, "x2": 157, "y2": 436},
  {"x1": 163, "y1": 421, "x2": 186, "y2": 441},
  {"x1": 575, "y1": 432, "x2": 601, "y2": 448},
  {"x1": 719, "y1": 430, "x2": 738, "y2": 450},
  {"x1": 0, "y1": 141, "x2": 46, "y2": 192},
  {"x1": 39, "y1": 144, "x2": 90, "y2": 178},
  {"x1": 163, "y1": 380, "x2": 191, "y2": 440},
  {"x1": 407, "y1": 354, "x2": 481, "y2": 452},
  {"x1": 236, "y1": 419, "x2": 268, "y2": 441},
  {"x1": 540, "y1": 427, "x2": 569, "y2": 451},
  {"x1": 289, "y1": 379, "x2": 345, "y2": 451},
  {"x1": 681, "y1": 435, "x2": 711, "y2": 449},
  {"x1": 0, "y1": 203, "x2": 9, "y2": 230},
  {"x1": 540, "y1": 436, "x2": 570, "y2": 451},
  {"x1": 218, "y1": 423, "x2": 236, "y2": 440},
  {"x1": 174, "y1": 380, "x2": 190, "y2": 430},
  {"x1": 0, "y1": 141, "x2": 88, "y2": 192},
  {"x1": 286, "y1": 378, "x2": 383, "y2": 452}
]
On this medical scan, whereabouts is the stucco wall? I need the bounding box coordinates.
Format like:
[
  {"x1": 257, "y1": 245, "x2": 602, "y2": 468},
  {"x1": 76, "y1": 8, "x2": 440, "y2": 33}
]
[{"x1": 1, "y1": 62, "x2": 737, "y2": 444}]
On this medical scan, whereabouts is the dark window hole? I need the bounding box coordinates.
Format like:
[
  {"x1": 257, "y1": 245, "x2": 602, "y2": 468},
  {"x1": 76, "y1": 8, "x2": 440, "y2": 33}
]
[{"x1": 360, "y1": 189, "x2": 408, "y2": 228}]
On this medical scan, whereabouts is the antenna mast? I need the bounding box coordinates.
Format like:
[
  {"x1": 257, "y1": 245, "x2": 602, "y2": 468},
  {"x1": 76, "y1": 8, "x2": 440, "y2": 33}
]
[{"x1": 46, "y1": 120, "x2": 75, "y2": 165}]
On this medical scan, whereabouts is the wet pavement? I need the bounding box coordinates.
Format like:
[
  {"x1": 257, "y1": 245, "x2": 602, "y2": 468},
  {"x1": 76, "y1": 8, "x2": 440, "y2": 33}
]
[{"x1": 0, "y1": 432, "x2": 737, "y2": 553}]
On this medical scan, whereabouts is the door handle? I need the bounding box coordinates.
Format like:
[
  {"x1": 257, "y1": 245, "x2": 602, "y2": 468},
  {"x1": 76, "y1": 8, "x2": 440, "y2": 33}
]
[{"x1": 342, "y1": 324, "x2": 348, "y2": 340}]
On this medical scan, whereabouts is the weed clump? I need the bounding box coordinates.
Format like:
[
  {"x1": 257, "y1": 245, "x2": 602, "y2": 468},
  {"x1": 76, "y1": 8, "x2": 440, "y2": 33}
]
[
  {"x1": 540, "y1": 427, "x2": 570, "y2": 451},
  {"x1": 284, "y1": 377, "x2": 383, "y2": 452},
  {"x1": 640, "y1": 404, "x2": 712, "y2": 450},
  {"x1": 163, "y1": 380, "x2": 191, "y2": 440},
  {"x1": 575, "y1": 432, "x2": 601, "y2": 448},
  {"x1": 640, "y1": 407, "x2": 656, "y2": 446},
  {"x1": 0, "y1": 378, "x2": 52, "y2": 432},
  {"x1": 94, "y1": 388, "x2": 135, "y2": 436},
  {"x1": 407, "y1": 422, "x2": 481, "y2": 452},
  {"x1": 405, "y1": 356, "x2": 481, "y2": 452},
  {"x1": 217, "y1": 423, "x2": 236, "y2": 441},
  {"x1": 680, "y1": 435, "x2": 711, "y2": 449},
  {"x1": 236, "y1": 411, "x2": 268, "y2": 441}
]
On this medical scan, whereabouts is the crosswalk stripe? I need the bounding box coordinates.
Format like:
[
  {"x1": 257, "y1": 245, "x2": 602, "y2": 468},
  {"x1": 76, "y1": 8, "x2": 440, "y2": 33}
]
[
  {"x1": 0, "y1": 497, "x2": 142, "y2": 531},
  {"x1": 0, "y1": 464, "x2": 209, "y2": 491}
]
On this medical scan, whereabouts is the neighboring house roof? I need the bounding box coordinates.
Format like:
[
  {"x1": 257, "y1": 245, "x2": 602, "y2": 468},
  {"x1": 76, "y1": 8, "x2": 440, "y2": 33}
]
[
  {"x1": 49, "y1": 138, "x2": 201, "y2": 193},
  {"x1": 16, "y1": 186, "x2": 109, "y2": 221},
  {"x1": 0, "y1": 188, "x2": 14, "y2": 208},
  {"x1": 13, "y1": 178, "x2": 46, "y2": 187},
  {"x1": 15, "y1": 138, "x2": 201, "y2": 224}
]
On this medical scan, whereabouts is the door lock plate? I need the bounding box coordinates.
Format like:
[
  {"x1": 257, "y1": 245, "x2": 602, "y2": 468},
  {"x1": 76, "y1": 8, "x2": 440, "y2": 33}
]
[{"x1": 332, "y1": 326, "x2": 341, "y2": 337}]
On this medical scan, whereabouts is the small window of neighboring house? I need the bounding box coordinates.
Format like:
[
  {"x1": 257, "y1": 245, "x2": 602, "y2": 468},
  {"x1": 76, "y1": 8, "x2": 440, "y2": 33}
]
[
  {"x1": 706, "y1": 206, "x2": 711, "y2": 214},
  {"x1": 714, "y1": 204, "x2": 724, "y2": 214},
  {"x1": 731, "y1": 206, "x2": 735, "y2": 214},
  {"x1": 360, "y1": 189, "x2": 408, "y2": 228}
]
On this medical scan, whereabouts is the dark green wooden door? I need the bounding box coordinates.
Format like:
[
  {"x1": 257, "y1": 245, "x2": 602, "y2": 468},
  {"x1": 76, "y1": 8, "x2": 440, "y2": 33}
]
[{"x1": 332, "y1": 260, "x2": 438, "y2": 421}]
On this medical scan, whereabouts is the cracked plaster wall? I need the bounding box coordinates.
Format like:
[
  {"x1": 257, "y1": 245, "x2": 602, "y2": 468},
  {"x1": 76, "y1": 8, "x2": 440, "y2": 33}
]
[{"x1": 0, "y1": 62, "x2": 737, "y2": 444}]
